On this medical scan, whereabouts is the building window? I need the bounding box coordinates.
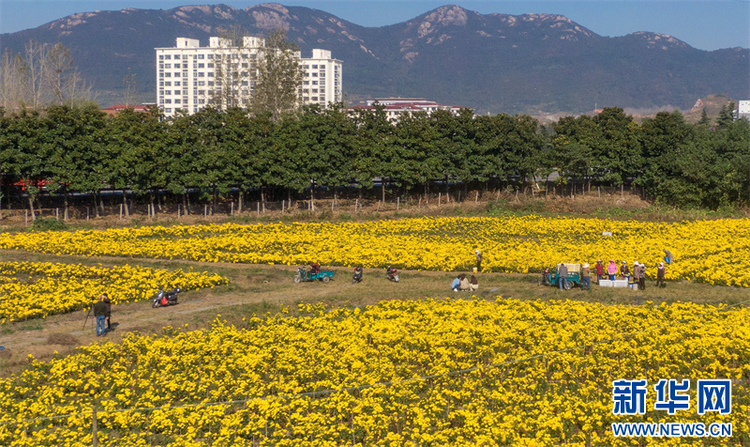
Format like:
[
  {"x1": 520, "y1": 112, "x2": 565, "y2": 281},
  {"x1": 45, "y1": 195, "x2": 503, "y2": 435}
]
[
  {"x1": 198, "y1": 99, "x2": 205, "y2": 104},
  {"x1": 312, "y1": 65, "x2": 318, "y2": 69},
  {"x1": 312, "y1": 72, "x2": 317, "y2": 77},
  {"x1": 198, "y1": 72, "x2": 205, "y2": 77},
  {"x1": 198, "y1": 63, "x2": 205, "y2": 68},
  {"x1": 207, "y1": 54, "x2": 214, "y2": 59},
  {"x1": 164, "y1": 81, "x2": 171, "y2": 86},
  {"x1": 165, "y1": 55, "x2": 171, "y2": 60},
  {"x1": 165, "y1": 108, "x2": 172, "y2": 112},
  {"x1": 198, "y1": 81, "x2": 205, "y2": 86},
  {"x1": 159, "y1": 81, "x2": 164, "y2": 86},
  {"x1": 208, "y1": 81, "x2": 214, "y2": 86},
  {"x1": 165, "y1": 90, "x2": 171, "y2": 95},
  {"x1": 312, "y1": 81, "x2": 318, "y2": 85},
  {"x1": 173, "y1": 63, "x2": 180, "y2": 69},
  {"x1": 207, "y1": 63, "x2": 214, "y2": 68},
  {"x1": 165, "y1": 99, "x2": 172, "y2": 104},
  {"x1": 304, "y1": 81, "x2": 309, "y2": 85},
  {"x1": 312, "y1": 89, "x2": 318, "y2": 93},
  {"x1": 197, "y1": 54, "x2": 204, "y2": 59},
  {"x1": 175, "y1": 99, "x2": 181, "y2": 104},
  {"x1": 165, "y1": 64, "x2": 171, "y2": 69},
  {"x1": 159, "y1": 55, "x2": 164, "y2": 60},
  {"x1": 174, "y1": 81, "x2": 180, "y2": 86},
  {"x1": 208, "y1": 72, "x2": 214, "y2": 77},
  {"x1": 303, "y1": 89, "x2": 309, "y2": 93}
]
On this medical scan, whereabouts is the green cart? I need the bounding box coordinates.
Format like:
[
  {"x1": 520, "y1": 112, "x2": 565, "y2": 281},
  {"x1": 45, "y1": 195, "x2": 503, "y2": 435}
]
[
  {"x1": 542, "y1": 263, "x2": 582, "y2": 289},
  {"x1": 294, "y1": 266, "x2": 335, "y2": 283}
]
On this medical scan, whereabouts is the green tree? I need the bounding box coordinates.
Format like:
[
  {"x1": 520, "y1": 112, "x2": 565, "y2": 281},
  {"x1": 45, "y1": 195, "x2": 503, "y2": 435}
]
[
  {"x1": 717, "y1": 102, "x2": 736, "y2": 128},
  {"x1": 352, "y1": 105, "x2": 394, "y2": 201},
  {"x1": 392, "y1": 111, "x2": 441, "y2": 196},
  {"x1": 697, "y1": 108, "x2": 711, "y2": 126},
  {"x1": 104, "y1": 106, "x2": 165, "y2": 217},
  {"x1": 44, "y1": 104, "x2": 106, "y2": 220},
  {"x1": 553, "y1": 108, "x2": 641, "y2": 186},
  {"x1": 0, "y1": 109, "x2": 48, "y2": 218}
]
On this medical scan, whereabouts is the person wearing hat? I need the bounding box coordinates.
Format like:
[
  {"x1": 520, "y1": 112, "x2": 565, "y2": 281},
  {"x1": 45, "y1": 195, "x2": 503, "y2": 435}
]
[
  {"x1": 632, "y1": 261, "x2": 640, "y2": 286},
  {"x1": 475, "y1": 249, "x2": 482, "y2": 272},
  {"x1": 656, "y1": 262, "x2": 666, "y2": 288},
  {"x1": 636, "y1": 262, "x2": 646, "y2": 291},
  {"x1": 663, "y1": 249, "x2": 674, "y2": 265},
  {"x1": 594, "y1": 259, "x2": 604, "y2": 284},
  {"x1": 620, "y1": 261, "x2": 630, "y2": 280},
  {"x1": 581, "y1": 263, "x2": 591, "y2": 290},
  {"x1": 607, "y1": 260, "x2": 617, "y2": 280}
]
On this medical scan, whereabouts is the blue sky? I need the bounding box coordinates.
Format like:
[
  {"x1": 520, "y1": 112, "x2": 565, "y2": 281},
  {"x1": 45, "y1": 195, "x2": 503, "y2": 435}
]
[{"x1": 1, "y1": 0, "x2": 748, "y2": 51}]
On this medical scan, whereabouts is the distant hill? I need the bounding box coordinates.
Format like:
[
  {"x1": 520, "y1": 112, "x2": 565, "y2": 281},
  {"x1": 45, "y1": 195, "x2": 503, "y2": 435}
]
[{"x1": 1, "y1": 3, "x2": 748, "y2": 114}]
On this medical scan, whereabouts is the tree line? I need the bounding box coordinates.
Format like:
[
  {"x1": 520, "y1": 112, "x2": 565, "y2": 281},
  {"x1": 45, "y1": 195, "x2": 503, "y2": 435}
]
[{"x1": 0, "y1": 102, "x2": 748, "y2": 219}]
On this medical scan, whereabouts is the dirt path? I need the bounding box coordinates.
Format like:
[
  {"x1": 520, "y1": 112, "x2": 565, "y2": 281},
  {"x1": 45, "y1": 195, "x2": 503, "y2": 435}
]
[
  {"x1": 2, "y1": 249, "x2": 747, "y2": 377},
  {"x1": 0, "y1": 252, "x2": 483, "y2": 375}
]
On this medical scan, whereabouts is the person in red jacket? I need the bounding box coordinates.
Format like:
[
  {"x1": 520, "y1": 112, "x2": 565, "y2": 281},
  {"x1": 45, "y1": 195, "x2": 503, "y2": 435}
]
[{"x1": 595, "y1": 259, "x2": 604, "y2": 284}]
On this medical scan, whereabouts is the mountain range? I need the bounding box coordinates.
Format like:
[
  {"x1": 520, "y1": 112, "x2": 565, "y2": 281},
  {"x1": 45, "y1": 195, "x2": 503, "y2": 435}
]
[{"x1": 1, "y1": 3, "x2": 748, "y2": 114}]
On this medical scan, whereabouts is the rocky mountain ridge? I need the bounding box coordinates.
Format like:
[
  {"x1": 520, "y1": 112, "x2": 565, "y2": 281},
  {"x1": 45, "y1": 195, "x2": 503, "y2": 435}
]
[{"x1": 1, "y1": 3, "x2": 747, "y2": 113}]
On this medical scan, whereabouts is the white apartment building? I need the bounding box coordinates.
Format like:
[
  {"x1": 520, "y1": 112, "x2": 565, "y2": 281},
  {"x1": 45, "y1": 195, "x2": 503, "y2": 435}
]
[
  {"x1": 155, "y1": 37, "x2": 342, "y2": 118},
  {"x1": 349, "y1": 98, "x2": 468, "y2": 121},
  {"x1": 301, "y1": 49, "x2": 342, "y2": 108},
  {"x1": 738, "y1": 100, "x2": 750, "y2": 120}
]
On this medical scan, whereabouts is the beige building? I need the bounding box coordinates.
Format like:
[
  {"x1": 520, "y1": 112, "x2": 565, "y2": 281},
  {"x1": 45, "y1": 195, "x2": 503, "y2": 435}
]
[
  {"x1": 349, "y1": 98, "x2": 468, "y2": 121},
  {"x1": 155, "y1": 37, "x2": 342, "y2": 118}
]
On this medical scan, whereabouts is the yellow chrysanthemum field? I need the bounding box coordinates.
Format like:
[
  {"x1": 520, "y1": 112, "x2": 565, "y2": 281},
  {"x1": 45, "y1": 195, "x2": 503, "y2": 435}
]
[
  {"x1": 0, "y1": 298, "x2": 747, "y2": 446},
  {"x1": 0, "y1": 262, "x2": 228, "y2": 322},
  {"x1": 0, "y1": 216, "x2": 748, "y2": 286},
  {"x1": 0, "y1": 216, "x2": 747, "y2": 446}
]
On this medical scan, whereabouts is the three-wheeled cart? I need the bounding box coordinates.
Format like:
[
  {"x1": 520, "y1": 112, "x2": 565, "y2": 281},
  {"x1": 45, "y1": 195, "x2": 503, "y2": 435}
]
[
  {"x1": 294, "y1": 267, "x2": 335, "y2": 283},
  {"x1": 542, "y1": 263, "x2": 582, "y2": 289}
]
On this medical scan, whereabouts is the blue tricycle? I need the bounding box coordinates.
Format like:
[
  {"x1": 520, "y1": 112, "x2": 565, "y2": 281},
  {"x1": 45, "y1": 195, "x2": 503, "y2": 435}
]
[
  {"x1": 542, "y1": 263, "x2": 582, "y2": 289},
  {"x1": 294, "y1": 265, "x2": 335, "y2": 283}
]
